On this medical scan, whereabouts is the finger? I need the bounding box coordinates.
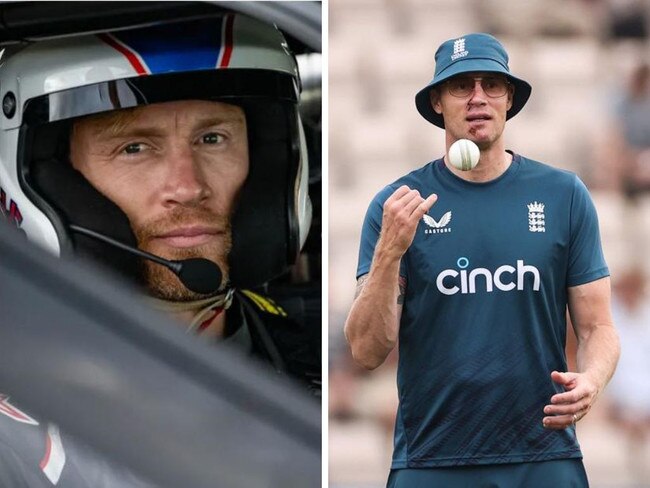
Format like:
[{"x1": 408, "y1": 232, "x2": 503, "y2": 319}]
[
  {"x1": 550, "y1": 389, "x2": 586, "y2": 405},
  {"x1": 410, "y1": 194, "x2": 438, "y2": 219},
  {"x1": 544, "y1": 398, "x2": 590, "y2": 416},
  {"x1": 543, "y1": 407, "x2": 590, "y2": 429},
  {"x1": 550, "y1": 370, "x2": 578, "y2": 387},
  {"x1": 402, "y1": 191, "x2": 425, "y2": 215},
  {"x1": 574, "y1": 408, "x2": 589, "y2": 422},
  {"x1": 385, "y1": 189, "x2": 420, "y2": 216},
  {"x1": 420, "y1": 194, "x2": 438, "y2": 213},
  {"x1": 385, "y1": 185, "x2": 412, "y2": 205},
  {"x1": 398, "y1": 189, "x2": 422, "y2": 206},
  {"x1": 542, "y1": 413, "x2": 575, "y2": 430}
]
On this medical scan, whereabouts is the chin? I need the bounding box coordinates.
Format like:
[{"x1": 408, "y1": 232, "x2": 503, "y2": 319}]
[
  {"x1": 141, "y1": 243, "x2": 230, "y2": 301},
  {"x1": 475, "y1": 139, "x2": 492, "y2": 151},
  {"x1": 467, "y1": 131, "x2": 498, "y2": 149},
  {"x1": 145, "y1": 261, "x2": 229, "y2": 302}
]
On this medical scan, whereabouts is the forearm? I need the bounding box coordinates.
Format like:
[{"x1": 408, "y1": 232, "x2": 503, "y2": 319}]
[
  {"x1": 568, "y1": 277, "x2": 621, "y2": 396},
  {"x1": 344, "y1": 245, "x2": 402, "y2": 370},
  {"x1": 346, "y1": 186, "x2": 437, "y2": 369},
  {"x1": 575, "y1": 322, "x2": 620, "y2": 395},
  {"x1": 544, "y1": 278, "x2": 620, "y2": 428}
]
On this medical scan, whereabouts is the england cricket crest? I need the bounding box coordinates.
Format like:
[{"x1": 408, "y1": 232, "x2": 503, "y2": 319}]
[
  {"x1": 527, "y1": 201, "x2": 545, "y2": 233},
  {"x1": 451, "y1": 38, "x2": 468, "y2": 60}
]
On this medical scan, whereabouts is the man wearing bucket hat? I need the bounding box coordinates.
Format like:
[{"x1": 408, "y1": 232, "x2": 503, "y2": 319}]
[{"x1": 345, "y1": 33, "x2": 620, "y2": 486}]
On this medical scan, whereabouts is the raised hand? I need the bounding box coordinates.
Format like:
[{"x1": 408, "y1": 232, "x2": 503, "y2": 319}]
[{"x1": 377, "y1": 185, "x2": 437, "y2": 258}]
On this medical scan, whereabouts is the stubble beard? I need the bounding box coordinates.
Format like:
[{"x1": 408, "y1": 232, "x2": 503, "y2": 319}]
[{"x1": 133, "y1": 207, "x2": 231, "y2": 302}]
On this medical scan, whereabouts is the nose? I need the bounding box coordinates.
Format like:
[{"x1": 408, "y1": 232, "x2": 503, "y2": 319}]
[
  {"x1": 468, "y1": 79, "x2": 488, "y2": 103},
  {"x1": 161, "y1": 145, "x2": 210, "y2": 206}
]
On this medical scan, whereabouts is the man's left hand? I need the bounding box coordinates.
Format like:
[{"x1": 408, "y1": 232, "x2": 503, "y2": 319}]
[{"x1": 542, "y1": 370, "x2": 599, "y2": 429}]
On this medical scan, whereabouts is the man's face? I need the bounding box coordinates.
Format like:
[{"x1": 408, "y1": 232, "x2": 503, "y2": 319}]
[
  {"x1": 431, "y1": 72, "x2": 514, "y2": 149},
  {"x1": 70, "y1": 100, "x2": 249, "y2": 301}
]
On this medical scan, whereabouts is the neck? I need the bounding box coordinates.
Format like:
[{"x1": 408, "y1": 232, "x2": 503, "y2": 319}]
[
  {"x1": 444, "y1": 137, "x2": 512, "y2": 182},
  {"x1": 171, "y1": 308, "x2": 227, "y2": 338},
  {"x1": 147, "y1": 291, "x2": 234, "y2": 338}
]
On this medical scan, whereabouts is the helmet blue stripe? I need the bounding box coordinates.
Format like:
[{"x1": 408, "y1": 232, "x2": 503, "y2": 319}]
[{"x1": 110, "y1": 17, "x2": 226, "y2": 74}]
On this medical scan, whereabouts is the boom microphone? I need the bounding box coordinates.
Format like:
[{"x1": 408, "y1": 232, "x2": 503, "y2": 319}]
[{"x1": 69, "y1": 224, "x2": 223, "y2": 294}]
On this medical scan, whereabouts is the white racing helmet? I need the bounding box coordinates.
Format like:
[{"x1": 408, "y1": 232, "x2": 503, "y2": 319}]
[{"x1": 0, "y1": 14, "x2": 312, "y2": 288}]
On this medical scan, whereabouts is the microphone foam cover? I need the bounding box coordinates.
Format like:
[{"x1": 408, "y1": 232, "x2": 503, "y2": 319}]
[{"x1": 176, "y1": 258, "x2": 223, "y2": 295}]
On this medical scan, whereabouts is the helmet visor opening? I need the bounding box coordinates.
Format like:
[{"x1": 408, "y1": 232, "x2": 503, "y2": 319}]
[{"x1": 22, "y1": 69, "x2": 298, "y2": 127}]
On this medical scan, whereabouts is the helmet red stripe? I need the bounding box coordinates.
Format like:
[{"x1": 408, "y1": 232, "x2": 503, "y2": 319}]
[
  {"x1": 219, "y1": 14, "x2": 235, "y2": 68},
  {"x1": 97, "y1": 33, "x2": 148, "y2": 75},
  {"x1": 39, "y1": 432, "x2": 52, "y2": 470}
]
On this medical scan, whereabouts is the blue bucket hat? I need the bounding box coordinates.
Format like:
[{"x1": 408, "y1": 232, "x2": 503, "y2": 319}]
[{"x1": 415, "y1": 33, "x2": 532, "y2": 128}]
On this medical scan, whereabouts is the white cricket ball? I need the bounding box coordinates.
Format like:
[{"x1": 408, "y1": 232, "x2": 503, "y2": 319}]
[{"x1": 448, "y1": 139, "x2": 480, "y2": 171}]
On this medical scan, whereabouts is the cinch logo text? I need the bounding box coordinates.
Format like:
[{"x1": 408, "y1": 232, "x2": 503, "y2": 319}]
[{"x1": 436, "y1": 257, "x2": 541, "y2": 295}]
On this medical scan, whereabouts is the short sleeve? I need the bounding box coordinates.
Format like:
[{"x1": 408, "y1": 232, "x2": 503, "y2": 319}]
[
  {"x1": 356, "y1": 185, "x2": 406, "y2": 279},
  {"x1": 567, "y1": 176, "x2": 610, "y2": 287}
]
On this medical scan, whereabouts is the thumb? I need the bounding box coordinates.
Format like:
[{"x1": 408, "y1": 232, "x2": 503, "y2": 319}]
[{"x1": 551, "y1": 370, "x2": 579, "y2": 387}]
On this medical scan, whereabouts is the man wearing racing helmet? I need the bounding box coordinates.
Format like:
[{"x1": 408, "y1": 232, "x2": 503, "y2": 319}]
[
  {"x1": 2, "y1": 14, "x2": 318, "y2": 378},
  {"x1": 0, "y1": 13, "x2": 319, "y2": 487},
  {"x1": 345, "y1": 33, "x2": 619, "y2": 486}
]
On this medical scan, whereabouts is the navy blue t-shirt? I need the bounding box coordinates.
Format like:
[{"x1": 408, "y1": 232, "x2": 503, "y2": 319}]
[{"x1": 356, "y1": 154, "x2": 609, "y2": 468}]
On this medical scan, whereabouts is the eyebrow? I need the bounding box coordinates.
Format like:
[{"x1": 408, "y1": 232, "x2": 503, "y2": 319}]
[
  {"x1": 98, "y1": 114, "x2": 245, "y2": 140},
  {"x1": 190, "y1": 115, "x2": 245, "y2": 130},
  {"x1": 101, "y1": 127, "x2": 164, "y2": 140}
]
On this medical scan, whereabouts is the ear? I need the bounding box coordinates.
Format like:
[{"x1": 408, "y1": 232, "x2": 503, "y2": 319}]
[
  {"x1": 429, "y1": 89, "x2": 442, "y2": 115},
  {"x1": 507, "y1": 84, "x2": 514, "y2": 111}
]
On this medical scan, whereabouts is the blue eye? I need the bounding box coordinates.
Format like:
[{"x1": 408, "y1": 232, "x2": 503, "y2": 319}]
[
  {"x1": 202, "y1": 133, "x2": 223, "y2": 144},
  {"x1": 123, "y1": 143, "x2": 142, "y2": 154}
]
